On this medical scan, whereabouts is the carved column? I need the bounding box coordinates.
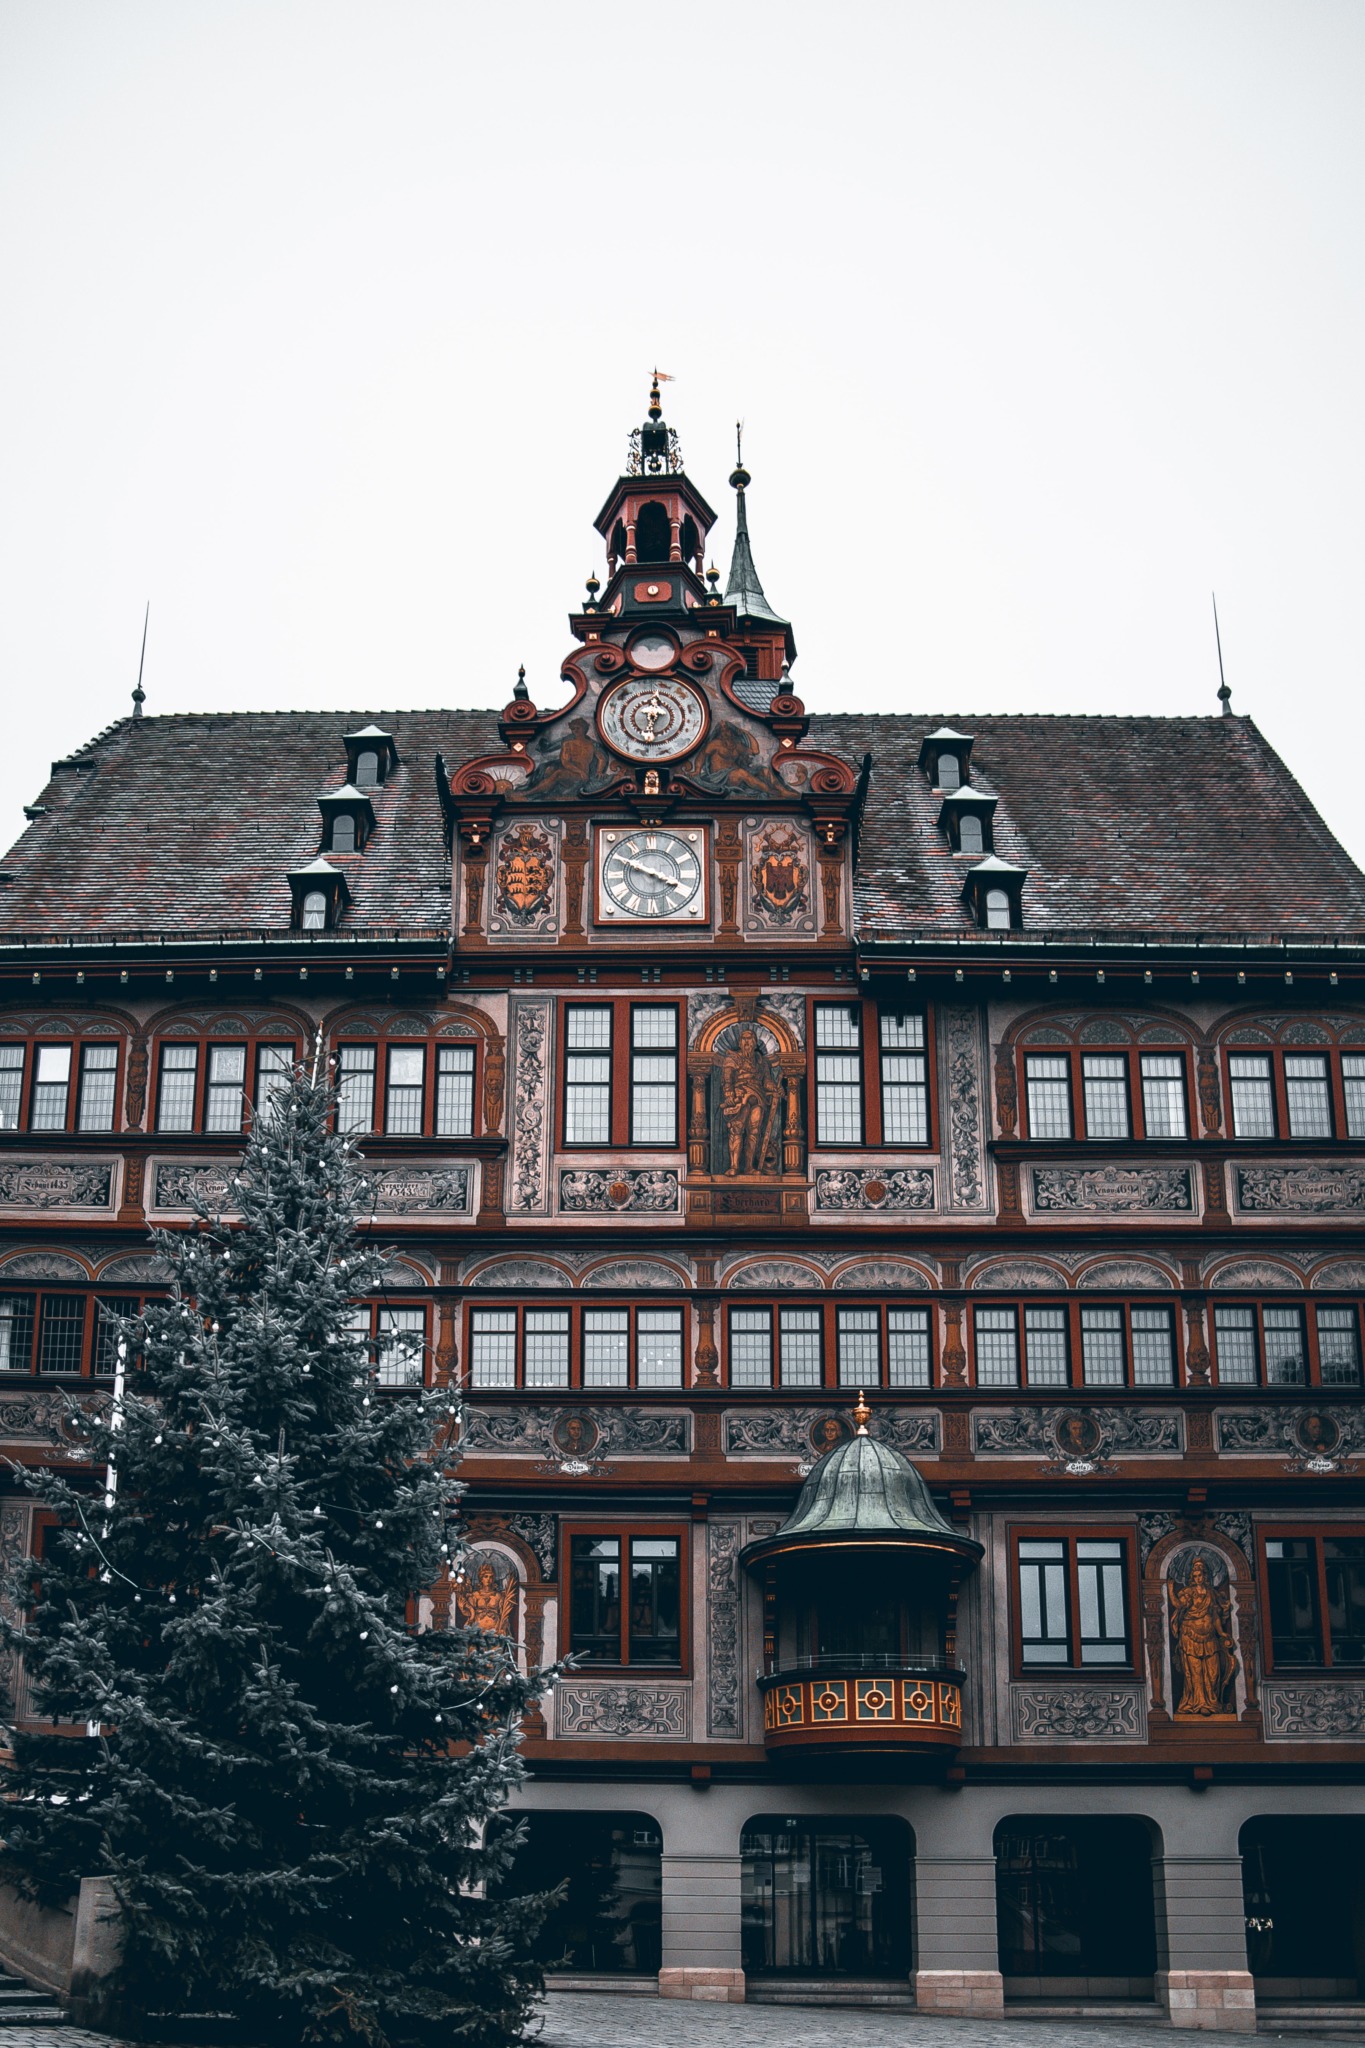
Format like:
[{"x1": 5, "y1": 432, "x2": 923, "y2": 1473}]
[
  {"x1": 715, "y1": 819, "x2": 741, "y2": 937},
  {"x1": 562, "y1": 819, "x2": 589, "y2": 936},
  {"x1": 1197, "y1": 1049, "x2": 1224, "y2": 1137},
  {"x1": 994, "y1": 1048, "x2": 1018, "y2": 1138},
  {"x1": 687, "y1": 1061, "x2": 710, "y2": 1173},
  {"x1": 816, "y1": 831, "x2": 843, "y2": 935},
  {"x1": 1184, "y1": 1297, "x2": 1211, "y2": 1385},
  {"x1": 693, "y1": 1300, "x2": 719, "y2": 1387},
  {"x1": 123, "y1": 1036, "x2": 149, "y2": 1132},
  {"x1": 461, "y1": 845, "x2": 488, "y2": 938},
  {"x1": 941, "y1": 1302, "x2": 968, "y2": 1387}
]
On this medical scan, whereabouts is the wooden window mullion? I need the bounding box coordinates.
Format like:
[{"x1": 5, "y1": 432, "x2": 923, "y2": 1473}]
[
  {"x1": 1315, "y1": 1540, "x2": 1333, "y2": 1669},
  {"x1": 1065, "y1": 1545, "x2": 1083, "y2": 1665},
  {"x1": 863, "y1": 999, "x2": 884, "y2": 1146}
]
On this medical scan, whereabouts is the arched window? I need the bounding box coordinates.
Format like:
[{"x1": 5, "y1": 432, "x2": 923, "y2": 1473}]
[
  {"x1": 330, "y1": 814, "x2": 356, "y2": 854},
  {"x1": 986, "y1": 888, "x2": 1010, "y2": 930},
  {"x1": 635, "y1": 502, "x2": 671, "y2": 564},
  {"x1": 937, "y1": 753, "x2": 961, "y2": 790},
  {"x1": 302, "y1": 891, "x2": 327, "y2": 931},
  {"x1": 355, "y1": 751, "x2": 379, "y2": 788},
  {"x1": 959, "y1": 814, "x2": 984, "y2": 854}
]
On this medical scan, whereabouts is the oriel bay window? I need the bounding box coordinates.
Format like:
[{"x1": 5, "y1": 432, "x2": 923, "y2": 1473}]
[
  {"x1": 561, "y1": 1002, "x2": 680, "y2": 1148},
  {"x1": 1212, "y1": 1301, "x2": 1360, "y2": 1388},
  {"x1": 1262, "y1": 1532, "x2": 1365, "y2": 1670},
  {"x1": 467, "y1": 1303, "x2": 685, "y2": 1390},
  {"x1": 1015, "y1": 1533, "x2": 1133, "y2": 1670},
  {"x1": 811, "y1": 1001, "x2": 932, "y2": 1148},
  {"x1": 334, "y1": 1039, "x2": 478, "y2": 1138},
  {"x1": 568, "y1": 1529, "x2": 684, "y2": 1668}
]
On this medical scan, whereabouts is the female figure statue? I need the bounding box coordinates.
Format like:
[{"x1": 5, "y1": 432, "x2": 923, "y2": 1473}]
[{"x1": 1169, "y1": 1554, "x2": 1237, "y2": 1717}]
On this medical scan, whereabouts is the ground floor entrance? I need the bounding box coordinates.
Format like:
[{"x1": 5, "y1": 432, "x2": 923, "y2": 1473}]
[
  {"x1": 1242, "y1": 1818, "x2": 1365, "y2": 2000},
  {"x1": 740, "y1": 1816, "x2": 912, "y2": 1979},
  {"x1": 996, "y1": 1817, "x2": 1157, "y2": 1999}
]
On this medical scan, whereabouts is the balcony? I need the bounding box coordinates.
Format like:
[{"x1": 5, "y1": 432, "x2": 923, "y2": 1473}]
[{"x1": 742, "y1": 1398, "x2": 982, "y2": 1758}]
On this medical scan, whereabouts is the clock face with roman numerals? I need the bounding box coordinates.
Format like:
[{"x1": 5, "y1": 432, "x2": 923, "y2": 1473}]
[{"x1": 597, "y1": 828, "x2": 707, "y2": 923}]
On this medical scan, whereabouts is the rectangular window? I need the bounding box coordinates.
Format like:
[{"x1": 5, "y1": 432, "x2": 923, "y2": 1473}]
[
  {"x1": 781, "y1": 1306, "x2": 824, "y2": 1388},
  {"x1": 469, "y1": 1308, "x2": 517, "y2": 1390},
  {"x1": 1229, "y1": 1053, "x2": 1274, "y2": 1139},
  {"x1": 1264, "y1": 1536, "x2": 1365, "y2": 1671},
  {"x1": 31, "y1": 1045, "x2": 72, "y2": 1132},
  {"x1": 39, "y1": 1296, "x2": 86, "y2": 1375},
  {"x1": 1025, "y1": 1055, "x2": 1072, "y2": 1140},
  {"x1": 0, "y1": 1046, "x2": 24, "y2": 1130},
  {"x1": 1018, "y1": 1539, "x2": 1069, "y2": 1665},
  {"x1": 1342, "y1": 1054, "x2": 1365, "y2": 1140},
  {"x1": 435, "y1": 1044, "x2": 475, "y2": 1137},
  {"x1": 1284, "y1": 1053, "x2": 1332, "y2": 1139},
  {"x1": 814, "y1": 1004, "x2": 862, "y2": 1145},
  {"x1": 879, "y1": 1014, "x2": 928, "y2": 1145},
  {"x1": 630, "y1": 1006, "x2": 677, "y2": 1146},
  {"x1": 836, "y1": 1306, "x2": 880, "y2": 1387},
  {"x1": 1263, "y1": 1305, "x2": 1306, "y2": 1387},
  {"x1": 385, "y1": 1047, "x2": 425, "y2": 1135},
  {"x1": 376, "y1": 1306, "x2": 425, "y2": 1388},
  {"x1": 337, "y1": 1045, "x2": 376, "y2": 1134},
  {"x1": 729, "y1": 1307, "x2": 772, "y2": 1389},
  {"x1": 637, "y1": 1308, "x2": 683, "y2": 1389},
  {"x1": 888, "y1": 1307, "x2": 930, "y2": 1388},
  {"x1": 975, "y1": 1307, "x2": 1020, "y2": 1388},
  {"x1": 76, "y1": 1043, "x2": 119, "y2": 1132},
  {"x1": 583, "y1": 1309, "x2": 629, "y2": 1389},
  {"x1": 1018, "y1": 1535, "x2": 1131, "y2": 1670},
  {"x1": 1140, "y1": 1054, "x2": 1188, "y2": 1139},
  {"x1": 523, "y1": 1309, "x2": 570, "y2": 1390},
  {"x1": 1080, "y1": 1305, "x2": 1125, "y2": 1387},
  {"x1": 565, "y1": 1006, "x2": 612, "y2": 1145},
  {"x1": 1024, "y1": 1305, "x2": 1069, "y2": 1388},
  {"x1": 204, "y1": 1044, "x2": 246, "y2": 1134},
  {"x1": 0, "y1": 1295, "x2": 36, "y2": 1373},
  {"x1": 254, "y1": 1045, "x2": 293, "y2": 1122},
  {"x1": 93, "y1": 1296, "x2": 139, "y2": 1379},
  {"x1": 568, "y1": 1532, "x2": 682, "y2": 1667},
  {"x1": 156, "y1": 1044, "x2": 199, "y2": 1132},
  {"x1": 1213, "y1": 1304, "x2": 1258, "y2": 1386},
  {"x1": 1317, "y1": 1306, "x2": 1361, "y2": 1389},
  {"x1": 1076, "y1": 1539, "x2": 1130, "y2": 1665},
  {"x1": 1130, "y1": 1305, "x2": 1175, "y2": 1387},
  {"x1": 1082, "y1": 1054, "x2": 1129, "y2": 1140}
]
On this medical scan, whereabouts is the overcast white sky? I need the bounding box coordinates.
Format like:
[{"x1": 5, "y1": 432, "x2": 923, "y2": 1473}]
[{"x1": 2, "y1": 1, "x2": 1363, "y2": 869}]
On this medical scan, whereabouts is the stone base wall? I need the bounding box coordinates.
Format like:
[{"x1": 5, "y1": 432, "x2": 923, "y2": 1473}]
[
  {"x1": 1158, "y1": 1969, "x2": 1257, "y2": 2032},
  {"x1": 658, "y1": 1966, "x2": 745, "y2": 2003},
  {"x1": 914, "y1": 1968, "x2": 1005, "y2": 2015}
]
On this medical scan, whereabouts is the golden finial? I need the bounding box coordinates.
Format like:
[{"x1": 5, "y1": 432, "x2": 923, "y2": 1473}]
[{"x1": 853, "y1": 1390, "x2": 871, "y2": 1437}]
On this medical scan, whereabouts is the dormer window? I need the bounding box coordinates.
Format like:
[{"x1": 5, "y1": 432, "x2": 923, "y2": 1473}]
[
  {"x1": 342, "y1": 725, "x2": 399, "y2": 789},
  {"x1": 316, "y1": 784, "x2": 376, "y2": 855},
  {"x1": 938, "y1": 788, "x2": 997, "y2": 856},
  {"x1": 917, "y1": 726, "x2": 974, "y2": 790},
  {"x1": 287, "y1": 857, "x2": 351, "y2": 932},
  {"x1": 962, "y1": 855, "x2": 1026, "y2": 932}
]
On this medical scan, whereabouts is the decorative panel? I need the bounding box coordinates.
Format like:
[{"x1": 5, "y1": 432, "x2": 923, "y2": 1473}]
[
  {"x1": 1011, "y1": 1685, "x2": 1147, "y2": 1742},
  {"x1": 1030, "y1": 1165, "x2": 1195, "y2": 1215},
  {"x1": 507, "y1": 996, "x2": 553, "y2": 1215}
]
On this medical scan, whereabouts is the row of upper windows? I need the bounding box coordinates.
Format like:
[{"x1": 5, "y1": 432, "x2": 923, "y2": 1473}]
[
  {"x1": 7, "y1": 1013, "x2": 1365, "y2": 1149},
  {"x1": 6, "y1": 1290, "x2": 1356, "y2": 1391},
  {"x1": 558, "y1": 1522, "x2": 1363, "y2": 1678},
  {"x1": 1021, "y1": 1045, "x2": 1365, "y2": 1142}
]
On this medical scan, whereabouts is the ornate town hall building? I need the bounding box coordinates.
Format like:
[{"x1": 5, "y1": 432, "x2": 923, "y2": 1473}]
[{"x1": 2, "y1": 385, "x2": 1365, "y2": 2026}]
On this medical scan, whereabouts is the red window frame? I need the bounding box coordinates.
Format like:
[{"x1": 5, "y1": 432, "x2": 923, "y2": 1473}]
[
  {"x1": 806, "y1": 996, "x2": 938, "y2": 1150},
  {"x1": 720, "y1": 1297, "x2": 937, "y2": 1391},
  {"x1": 557, "y1": 998, "x2": 683, "y2": 1151},
  {"x1": 968, "y1": 1297, "x2": 1183, "y2": 1389},
  {"x1": 1257, "y1": 1525, "x2": 1365, "y2": 1674},
  {"x1": 151, "y1": 1033, "x2": 300, "y2": 1136},
  {"x1": 464, "y1": 1300, "x2": 689, "y2": 1392},
  {"x1": 0, "y1": 1034, "x2": 127, "y2": 1136},
  {"x1": 1017, "y1": 1044, "x2": 1195, "y2": 1143},
  {"x1": 0, "y1": 1290, "x2": 159, "y2": 1380},
  {"x1": 330, "y1": 1037, "x2": 484, "y2": 1141},
  {"x1": 561, "y1": 1521, "x2": 690, "y2": 1673},
  {"x1": 1208, "y1": 1297, "x2": 1361, "y2": 1391},
  {"x1": 1008, "y1": 1524, "x2": 1139, "y2": 1677}
]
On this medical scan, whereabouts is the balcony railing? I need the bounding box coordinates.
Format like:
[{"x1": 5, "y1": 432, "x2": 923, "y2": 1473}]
[
  {"x1": 763, "y1": 1651, "x2": 955, "y2": 1678},
  {"x1": 757, "y1": 1659, "x2": 966, "y2": 1753}
]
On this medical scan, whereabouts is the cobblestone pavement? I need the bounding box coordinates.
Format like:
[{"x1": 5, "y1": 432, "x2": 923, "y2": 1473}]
[
  {"x1": 1, "y1": 1996, "x2": 1359, "y2": 2047},
  {"x1": 534, "y1": 1990, "x2": 1363, "y2": 2048}
]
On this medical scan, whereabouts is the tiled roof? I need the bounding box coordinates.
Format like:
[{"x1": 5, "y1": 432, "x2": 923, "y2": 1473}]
[{"x1": 1, "y1": 705, "x2": 1361, "y2": 943}]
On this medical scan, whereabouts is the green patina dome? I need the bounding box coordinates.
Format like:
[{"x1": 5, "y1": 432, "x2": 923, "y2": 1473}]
[{"x1": 741, "y1": 1428, "x2": 983, "y2": 1569}]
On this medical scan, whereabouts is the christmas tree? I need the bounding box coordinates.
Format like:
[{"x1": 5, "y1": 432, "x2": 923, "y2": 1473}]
[{"x1": 2, "y1": 1060, "x2": 551, "y2": 2047}]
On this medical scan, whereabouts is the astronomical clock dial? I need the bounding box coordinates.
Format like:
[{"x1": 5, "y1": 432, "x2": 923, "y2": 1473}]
[
  {"x1": 598, "y1": 676, "x2": 708, "y2": 762},
  {"x1": 597, "y1": 827, "x2": 707, "y2": 923}
]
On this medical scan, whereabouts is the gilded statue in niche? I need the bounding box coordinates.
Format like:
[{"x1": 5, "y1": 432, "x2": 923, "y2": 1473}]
[
  {"x1": 715, "y1": 1025, "x2": 783, "y2": 1176},
  {"x1": 1168, "y1": 1548, "x2": 1238, "y2": 1717},
  {"x1": 455, "y1": 1552, "x2": 518, "y2": 1637}
]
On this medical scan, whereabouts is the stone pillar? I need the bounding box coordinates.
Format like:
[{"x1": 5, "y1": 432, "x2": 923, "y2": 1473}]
[
  {"x1": 67, "y1": 1876, "x2": 124, "y2": 2029},
  {"x1": 1154, "y1": 1854, "x2": 1256, "y2": 2032},
  {"x1": 912, "y1": 1854, "x2": 1003, "y2": 2015},
  {"x1": 658, "y1": 1852, "x2": 744, "y2": 2002}
]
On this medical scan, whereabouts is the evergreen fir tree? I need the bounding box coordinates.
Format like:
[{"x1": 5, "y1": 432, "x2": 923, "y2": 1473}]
[{"x1": 1, "y1": 1062, "x2": 551, "y2": 2047}]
